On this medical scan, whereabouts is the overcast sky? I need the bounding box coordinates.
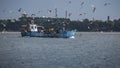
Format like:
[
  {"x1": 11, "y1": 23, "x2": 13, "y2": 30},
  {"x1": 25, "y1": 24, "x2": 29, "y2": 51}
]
[{"x1": 0, "y1": 0, "x2": 120, "y2": 20}]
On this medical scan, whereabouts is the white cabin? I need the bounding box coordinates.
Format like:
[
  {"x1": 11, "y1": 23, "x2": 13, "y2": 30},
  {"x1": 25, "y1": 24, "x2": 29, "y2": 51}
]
[{"x1": 29, "y1": 24, "x2": 38, "y2": 32}]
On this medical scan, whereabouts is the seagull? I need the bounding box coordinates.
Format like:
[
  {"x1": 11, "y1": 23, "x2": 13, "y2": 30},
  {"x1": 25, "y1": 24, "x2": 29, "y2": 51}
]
[
  {"x1": 104, "y1": 3, "x2": 111, "y2": 6},
  {"x1": 79, "y1": 13, "x2": 86, "y2": 16},
  {"x1": 79, "y1": 14, "x2": 82, "y2": 16},
  {"x1": 31, "y1": 14, "x2": 35, "y2": 17},
  {"x1": 18, "y1": 8, "x2": 22, "y2": 12},
  {"x1": 91, "y1": 5, "x2": 96, "y2": 13},
  {"x1": 38, "y1": 11, "x2": 41, "y2": 13},
  {"x1": 48, "y1": 9, "x2": 52, "y2": 13},
  {"x1": 81, "y1": 2, "x2": 84, "y2": 6},
  {"x1": 92, "y1": 7, "x2": 96, "y2": 13},
  {"x1": 68, "y1": 1, "x2": 71, "y2": 4}
]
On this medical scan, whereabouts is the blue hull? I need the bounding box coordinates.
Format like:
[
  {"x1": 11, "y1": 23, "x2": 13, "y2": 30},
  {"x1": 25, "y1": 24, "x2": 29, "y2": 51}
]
[{"x1": 21, "y1": 30, "x2": 75, "y2": 38}]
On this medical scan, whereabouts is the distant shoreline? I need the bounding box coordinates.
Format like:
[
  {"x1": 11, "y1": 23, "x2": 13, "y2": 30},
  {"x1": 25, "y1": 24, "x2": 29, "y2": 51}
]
[{"x1": 0, "y1": 31, "x2": 120, "y2": 34}]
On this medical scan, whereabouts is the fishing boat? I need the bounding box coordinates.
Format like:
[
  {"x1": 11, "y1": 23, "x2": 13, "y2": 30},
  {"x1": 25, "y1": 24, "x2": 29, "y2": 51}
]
[{"x1": 21, "y1": 20, "x2": 76, "y2": 38}]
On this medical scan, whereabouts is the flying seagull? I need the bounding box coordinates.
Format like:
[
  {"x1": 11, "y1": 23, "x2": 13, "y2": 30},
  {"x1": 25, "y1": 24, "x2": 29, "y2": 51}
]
[
  {"x1": 92, "y1": 7, "x2": 96, "y2": 13},
  {"x1": 31, "y1": 14, "x2": 35, "y2": 17},
  {"x1": 104, "y1": 3, "x2": 111, "y2": 6},
  {"x1": 79, "y1": 14, "x2": 82, "y2": 16},
  {"x1": 68, "y1": 1, "x2": 71, "y2": 4},
  {"x1": 18, "y1": 8, "x2": 22, "y2": 12},
  {"x1": 91, "y1": 5, "x2": 96, "y2": 13},
  {"x1": 81, "y1": 2, "x2": 84, "y2": 6},
  {"x1": 48, "y1": 9, "x2": 52, "y2": 14}
]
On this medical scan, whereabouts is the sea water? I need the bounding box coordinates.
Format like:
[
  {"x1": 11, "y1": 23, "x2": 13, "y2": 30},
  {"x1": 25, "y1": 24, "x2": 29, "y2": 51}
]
[{"x1": 0, "y1": 32, "x2": 120, "y2": 68}]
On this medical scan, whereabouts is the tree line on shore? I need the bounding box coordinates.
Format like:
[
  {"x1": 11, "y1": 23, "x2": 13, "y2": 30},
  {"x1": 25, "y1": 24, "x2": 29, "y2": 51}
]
[{"x1": 0, "y1": 17, "x2": 120, "y2": 32}]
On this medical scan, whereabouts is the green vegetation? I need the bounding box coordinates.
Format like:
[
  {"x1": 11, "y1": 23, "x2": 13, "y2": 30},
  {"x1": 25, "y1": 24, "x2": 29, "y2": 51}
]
[{"x1": 0, "y1": 17, "x2": 120, "y2": 32}]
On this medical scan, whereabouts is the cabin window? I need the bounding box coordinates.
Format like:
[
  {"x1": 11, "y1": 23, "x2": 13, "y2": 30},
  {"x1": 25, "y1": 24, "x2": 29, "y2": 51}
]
[
  {"x1": 31, "y1": 26, "x2": 33, "y2": 29},
  {"x1": 35, "y1": 26, "x2": 37, "y2": 29}
]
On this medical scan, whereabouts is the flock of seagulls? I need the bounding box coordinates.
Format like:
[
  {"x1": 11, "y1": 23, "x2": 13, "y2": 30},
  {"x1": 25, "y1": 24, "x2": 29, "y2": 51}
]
[
  {"x1": 104, "y1": 3, "x2": 111, "y2": 6},
  {"x1": 0, "y1": 1, "x2": 111, "y2": 19},
  {"x1": 67, "y1": 1, "x2": 111, "y2": 18}
]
